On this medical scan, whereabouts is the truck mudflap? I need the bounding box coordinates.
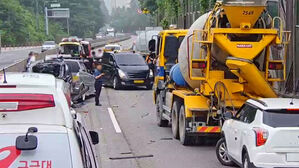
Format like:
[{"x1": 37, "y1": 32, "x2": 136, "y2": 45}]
[{"x1": 197, "y1": 126, "x2": 221, "y2": 133}]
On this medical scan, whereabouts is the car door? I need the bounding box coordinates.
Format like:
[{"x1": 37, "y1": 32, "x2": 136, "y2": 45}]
[
  {"x1": 101, "y1": 53, "x2": 116, "y2": 85},
  {"x1": 231, "y1": 104, "x2": 257, "y2": 162},
  {"x1": 74, "y1": 121, "x2": 98, "y2": 168},
  {"x1": 79, "y1": 62, "x2": 95, "y2": 93}
]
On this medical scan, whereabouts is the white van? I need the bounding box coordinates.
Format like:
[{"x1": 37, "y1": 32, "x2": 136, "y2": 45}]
[{"x1": 0, "y1": 73, "x2": 99, "y2": 168}]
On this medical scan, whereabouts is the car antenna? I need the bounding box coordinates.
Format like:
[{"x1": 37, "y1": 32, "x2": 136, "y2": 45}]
[{"x1": 3, "y1": 68, "x2": 7, "y2": 83}]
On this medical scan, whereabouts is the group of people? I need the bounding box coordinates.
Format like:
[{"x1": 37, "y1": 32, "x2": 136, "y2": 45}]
[{"x1": 25, "y1": 48, "x2": 106, "y2": 107}]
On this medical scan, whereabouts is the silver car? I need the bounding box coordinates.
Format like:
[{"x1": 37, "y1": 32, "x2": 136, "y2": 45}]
[
  {"x1": 64, "y1": 59, "x2": 95, "y2": 101},
  {"x1": 41, "y1": 41, "x2": 57, "y2": 52}
]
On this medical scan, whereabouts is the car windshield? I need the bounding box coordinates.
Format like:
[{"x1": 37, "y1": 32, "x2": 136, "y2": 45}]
[
  {"x1": 32, "y1": 63, "x2": 61, "y2": 77},
  {"x1": 65, "y1": 61, "x2": 80, "y2": 73},
  {"x1": 115, "y1": 54, "x2": 146, "y2": 66},
  {"x1": 44, "y1": 41, "x2": 55, "y2": 45},
  {"x1": 263, "y1": 109, "x2": 299, "y2": 127},
  {"x1": 60, "y1": 44, "x2": 80, "y2": 55}
]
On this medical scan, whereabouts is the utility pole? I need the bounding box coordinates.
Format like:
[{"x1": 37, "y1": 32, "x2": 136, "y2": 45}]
[
  {"x1": 45, "y1": 7, "x2": 49, "y2": 35},
  {"x1": 35, "y1": 0, "x2": 39, "y2": 28}
]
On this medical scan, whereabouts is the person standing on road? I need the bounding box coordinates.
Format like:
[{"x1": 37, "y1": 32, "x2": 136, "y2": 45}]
[
  {"x1": 94, "y1": 63, "x2": 105, "y2": 106},
  {"x1": 25, "y1": 51, "x2": 36, "y2": 71}
]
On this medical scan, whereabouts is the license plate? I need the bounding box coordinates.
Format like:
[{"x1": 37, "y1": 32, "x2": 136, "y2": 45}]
[
  {"x1": 134, "y1": 80, "x2": 144, "y2": 84},
  {"x1": 287, "y1": 153, "x2": 299, "y2": 162}
]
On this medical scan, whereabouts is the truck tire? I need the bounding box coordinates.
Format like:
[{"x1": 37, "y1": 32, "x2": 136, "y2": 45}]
[
  {"x1": 178, "y1": 105, "x2": 193, "y2": 145},
  {"x1": 172, "y1": 101, "x2": 180, "y2": 139},
  {"x1": 156, "y1": 94, "x2": 168, "y2": 127},
  {"x1": 216, "y1": 138, "x2": 235, "y2": 166}
]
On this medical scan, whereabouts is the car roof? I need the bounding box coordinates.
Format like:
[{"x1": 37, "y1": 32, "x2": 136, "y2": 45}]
[
  {"x1": 59, "y1": 42, "x2": 80, "y2": 46},
  {"x1": 114, "y1": 52, "x2": 141, "y2": 56},
  {"x1": 247, "y1": 98, "x2": 299, "y2": 110},
  {"x1": 105, "y1": 44, "x2": 121, "y2": 47},
  {"x1": 39, "y1": 60, "x2": 65, "y2": 65},
  {"x1": 0, "y1": 73, "x2": 56, "y2": 87},
  {"x1": 64, "y1": 59, "x2": 83, "y2": 63}
]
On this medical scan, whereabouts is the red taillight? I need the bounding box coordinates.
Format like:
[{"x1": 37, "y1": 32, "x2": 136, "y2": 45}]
[
  {"x1": 0, "y1": 85, "x2": 16, "y2": 88},
  {"x1": 62, "y1": 38, "x2": 68, "y2": 42},
  {"x1": 0, "y1": 94, "x2": 55, "y2": 112},
  {"x1": 268, "y1": 62, "x2": 284, "y2": 70},
  {"x1": 192, "y1": 61, "x2": 207, "y2": 69},
  {"x1": 253, "y1": 128, "x2": 268, "y2": 147}
]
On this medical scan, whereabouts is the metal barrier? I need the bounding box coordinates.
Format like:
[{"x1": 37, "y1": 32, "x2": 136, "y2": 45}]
[{"x1": 1, "y1": 35, "x2": 130, "y2": 72}]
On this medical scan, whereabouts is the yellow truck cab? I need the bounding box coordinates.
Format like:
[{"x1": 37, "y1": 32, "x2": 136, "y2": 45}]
[
  {"x1": 149, "y1": 29, "x2": 188, "y2": 102},
  {"x1": 59, "y1": 38, "x2": 84, "y2": 57}
]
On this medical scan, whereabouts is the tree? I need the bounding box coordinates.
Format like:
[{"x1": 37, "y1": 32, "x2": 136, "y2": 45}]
[
  {"x1": 110, "y1": 0, "x2": 151, "y2": 33},
  {"x1": 0, "y1": 0, "x2": 107, "y2": 46}
]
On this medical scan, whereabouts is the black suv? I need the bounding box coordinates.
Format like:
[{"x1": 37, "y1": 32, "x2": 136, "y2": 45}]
[{"x1": 101, "y1": 52, "x2": 154, "y2": 90}]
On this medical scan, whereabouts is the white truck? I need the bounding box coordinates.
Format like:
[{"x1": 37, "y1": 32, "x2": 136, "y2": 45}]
[{"x1": 135, "y1": 27, "x2": 163, "y2": 53}]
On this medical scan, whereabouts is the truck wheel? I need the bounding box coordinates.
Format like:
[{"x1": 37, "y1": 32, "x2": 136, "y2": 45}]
[
  {"x1": 156, "y1": 94, "x2": 168, "y2": 127},
  {"x1": 171, "y1": 101, "x2": 180, "y2": 139},
  {"x1": 178, "y1": 105, "x2": 193, "y2": 145},
  {"x1": 216, "y1": 138, "x2": 235, "y2": 166}
]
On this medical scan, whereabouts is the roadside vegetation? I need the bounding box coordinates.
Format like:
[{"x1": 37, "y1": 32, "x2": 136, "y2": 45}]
[
  {"x1": 138, "y1": 0, "x2": 216, "y2": 28},
  {"x1": 110, "y1": 0, "x2": 152, "y2": 33},
  {"x1": 0, "y1": 0, "x2": 107, "y2": 46}
]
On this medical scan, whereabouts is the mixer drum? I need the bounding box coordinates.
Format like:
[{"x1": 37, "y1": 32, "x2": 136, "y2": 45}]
[{"x1": 178, "y1": 13, "x2": 228, "y2": 89}]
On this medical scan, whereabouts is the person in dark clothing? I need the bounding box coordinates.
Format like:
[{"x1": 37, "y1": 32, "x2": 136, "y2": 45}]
[{"x1": 93, "y1": 64, "x2": 105, "y2": 106}]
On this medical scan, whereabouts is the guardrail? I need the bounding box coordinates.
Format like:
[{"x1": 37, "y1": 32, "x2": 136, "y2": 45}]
[{"x1": 1, "y1": 35, "x2": 130, "y2": 72}]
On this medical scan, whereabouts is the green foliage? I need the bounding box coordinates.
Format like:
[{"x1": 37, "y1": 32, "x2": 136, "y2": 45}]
[
  {"x1": 110, "y1": 0, "x2": 151, "y2": 33},
  {"x1": 138, "y1": 0, "x2": 217, "y2": 28},
  {"x1": 0, "y1": 0, "x2": 107, "y2": 46}
]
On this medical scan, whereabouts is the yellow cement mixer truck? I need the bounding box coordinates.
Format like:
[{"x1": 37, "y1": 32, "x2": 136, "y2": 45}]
[{"x1": 149, "y1": 0, "x2": 290, "y2": 145}]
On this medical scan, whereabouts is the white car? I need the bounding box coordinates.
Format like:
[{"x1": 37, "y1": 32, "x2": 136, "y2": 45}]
[
  {"x1": 104, "y1": 44, "x2": 122, "y2": 52},
  {"x1": 41, "y1": 41, "x2": 57, "y2": 52},
  {"x1": 216, "y1": 98, "x2": 299, "y2": 168},
  {"x1": 0, "y1": 73, "x2": 99, "y2": 168}
]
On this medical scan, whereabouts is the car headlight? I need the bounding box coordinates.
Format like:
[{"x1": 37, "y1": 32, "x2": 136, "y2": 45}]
[
  {"x1": 73, "y1": 73, "x2": 80, "y2": 82},
  {"x1": 149, "y1": 70, "x2": 154, "y2": 77},
  {"x1": 118, "y1": 69, "x2": 127, "y2": 79}
]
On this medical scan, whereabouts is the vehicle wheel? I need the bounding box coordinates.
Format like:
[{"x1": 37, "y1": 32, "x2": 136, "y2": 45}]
[
  {"x1": 146, "y1": 83, "x2": 153, "y2": 90},
  {"x1": 156, "y1": 94, "x2": 168, "y2": 127},
  {"x1": 216, "y1": 138, "x2": 235, "y2": 166},
  {"x1": 178, "y1": 105, "x2": 193, "y2": 145},
  {"x1": 113, "y1": 76, "x2": 121, "y2": 90},
  {"x1": 172, "y1": 101, "x2": 180, "y2": 139},
  {"x1": 243, "y1": 152, "x2": 255, "y2": 168}
]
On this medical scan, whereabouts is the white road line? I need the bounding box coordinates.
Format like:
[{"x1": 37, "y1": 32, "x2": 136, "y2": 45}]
[{"x1": 108, "y1": 107, "x2": 122, "y2": 133}]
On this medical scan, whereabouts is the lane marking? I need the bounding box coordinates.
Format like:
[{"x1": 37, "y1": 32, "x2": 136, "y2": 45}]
[{"x1": 108, "y1": 108, "x2": 122, "y2": 133}]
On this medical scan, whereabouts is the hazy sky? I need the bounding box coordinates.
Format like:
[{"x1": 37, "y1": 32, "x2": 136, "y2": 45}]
[{"x1": 103, "y1": 0, "x2": 131, "y2": 14}]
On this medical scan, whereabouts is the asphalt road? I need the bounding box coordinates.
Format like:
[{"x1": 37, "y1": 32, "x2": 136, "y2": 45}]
[
  {"x1": 78, "y1": 87, "x2": 230, "y2": 168},
  {"x1": 0, "y1": 47, "x2": 41, "y2": 69}
]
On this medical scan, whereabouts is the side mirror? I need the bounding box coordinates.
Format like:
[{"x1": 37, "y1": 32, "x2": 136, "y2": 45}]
[
  {"x1": 148, "y1": 39, "x2": 156, "y2": 52},
  {"x1": 89, "y1": 131, "x2": 99, "y2": 145},
  {"x1": 16, "y1": 127, "x2": 38, "y2": 150},
  {"x1": 223, "y1": 112, "x2": 233, "y2": 120}
]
